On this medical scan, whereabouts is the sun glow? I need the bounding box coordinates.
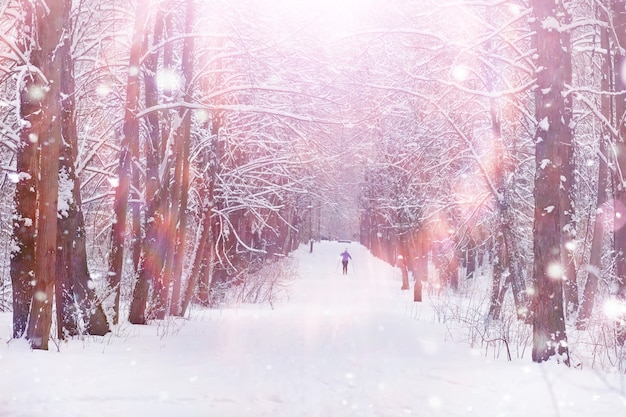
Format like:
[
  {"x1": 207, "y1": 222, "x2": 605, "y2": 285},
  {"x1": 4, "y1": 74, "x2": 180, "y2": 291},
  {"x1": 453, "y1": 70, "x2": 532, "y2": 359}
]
[
  {"x1": 259, "y1": 0, "x2": 369, "y2": 35},
  {"x1": 546, "y1": 262, "x2": 564, "y2": 280},
  {"x1": 603, "y1": 298, "x2": 626, "y2": 321},
  {"x1": 451, "y1": 65, "x2": 470, "y2": 82},
  {"x1": 156, "y1": 69, "x2": 181, "y2": 94},
  {"x1": 96, "y1": 84, "x2": 112, "y2": 97},
  {"x1": 269, "y1": 0, "x2": 363, "y2": 14}
]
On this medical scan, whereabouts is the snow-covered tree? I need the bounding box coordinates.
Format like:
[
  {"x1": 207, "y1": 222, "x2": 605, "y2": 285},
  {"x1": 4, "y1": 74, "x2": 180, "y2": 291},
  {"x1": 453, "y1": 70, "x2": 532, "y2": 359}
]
[{"x1": 529, "y1": 0, "x2": 571, "y2": 364}]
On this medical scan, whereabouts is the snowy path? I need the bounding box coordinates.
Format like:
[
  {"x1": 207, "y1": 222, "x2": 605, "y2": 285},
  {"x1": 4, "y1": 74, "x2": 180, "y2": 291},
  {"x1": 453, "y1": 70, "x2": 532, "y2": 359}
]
[{"x1": 1, "y1": 241, "x2": 626, "y2": 416}]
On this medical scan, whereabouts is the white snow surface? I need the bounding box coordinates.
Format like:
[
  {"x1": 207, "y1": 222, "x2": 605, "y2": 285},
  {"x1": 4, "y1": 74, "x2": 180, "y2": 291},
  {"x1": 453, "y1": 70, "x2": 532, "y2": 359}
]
[{"x1": 1, "y1": 241, "x2": 626, "y2": 416}]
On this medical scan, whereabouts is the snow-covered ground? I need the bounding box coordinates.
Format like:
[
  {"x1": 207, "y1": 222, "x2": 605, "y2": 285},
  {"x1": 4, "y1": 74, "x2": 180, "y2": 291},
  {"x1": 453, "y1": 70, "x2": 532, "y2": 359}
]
[{"x1": 1, "y1": 241, "x2": 625, "y2": 416}]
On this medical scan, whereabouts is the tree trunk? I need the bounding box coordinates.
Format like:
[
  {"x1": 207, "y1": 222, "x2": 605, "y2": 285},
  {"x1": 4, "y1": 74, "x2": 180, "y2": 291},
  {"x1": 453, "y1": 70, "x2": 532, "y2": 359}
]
[
  {"x1": 10, "y1": 133, "x2": 38, "y2": 338},
  {"x1": 611, "y1": 0, "x2": 626, "y2": 345},
  {"x1": 128, "y1": 5, "x2": 165, "y2": 325},
  {"x1": 129, "y1": 198, "x2": 167, "y2": 324},
  {"x1": 180, "y1": 191, "x2": 213, "y2": 316},
  {"x1": 558, "y1": 6, "x2": 578, "y2": 317},
  {"x1": 489, "y1": 235, "x2": 508, "y2": 320},
  {"x1": 487, "y1": 82, "x2": 506, "y2": 320},
  {"x1": 11, "y1": 2, "x2": 41, "y2": 339},
  {"x1": 576, "y1": 136, "x2": 607, "y2": 329},
  {"x1": 484, "y1": 34, "x2": 529, "y2": 321},
  {"x1": 398, "y1": 232, "x2": 410, "y2": 290},
  {"x1": 529, "y1": 0, "x2": 570, "y2": 364},
  {"x1": 413, "y1": 230, "x2": 426, "y2": 302},
  {"x1": 194, "y1": 102, "x2": 224, "y2": 307},
  {"x1": 577, "y1": 21, "x2": 611, "y2": 329},
  {"x1": 24, "y1": 0, "x2": 67, "y2": 350},
  {"x1": 55, "y1": 4, "x2": 109, "y2": 338},
  {"x1": 181, "y1": 36, "x2": 224, "y2": 314},
  {"x1": 169, "y1": 0, "x2": 195, "y2": 316},
  {"x1": 107, "y1": 1, "x2": 150, "y2": 324},
  {"x1": 448, "y1": 253, "x2": 459, "y2": 291},
  {"x1": 151, "y1": 8, "x2": 179, "y2": 320},
  {"x1": 400, "y1": 261, "x2": 410, "y2": 290}
]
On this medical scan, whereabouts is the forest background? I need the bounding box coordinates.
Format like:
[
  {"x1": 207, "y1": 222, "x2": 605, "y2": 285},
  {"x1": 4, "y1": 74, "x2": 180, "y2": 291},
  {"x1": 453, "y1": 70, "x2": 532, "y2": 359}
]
[{"x1": 0, "y1": 0, "x2": 626, "y2": 370}]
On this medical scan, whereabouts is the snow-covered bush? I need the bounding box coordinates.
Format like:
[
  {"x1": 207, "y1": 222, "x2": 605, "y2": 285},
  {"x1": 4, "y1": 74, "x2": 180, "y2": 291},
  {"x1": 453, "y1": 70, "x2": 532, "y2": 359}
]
[
  {"x1": 429, "y1": 266, "x2": 532, "y2": 362},
  {"x1": 221, "y1": 255, "x2": 297, "y2": 308}
]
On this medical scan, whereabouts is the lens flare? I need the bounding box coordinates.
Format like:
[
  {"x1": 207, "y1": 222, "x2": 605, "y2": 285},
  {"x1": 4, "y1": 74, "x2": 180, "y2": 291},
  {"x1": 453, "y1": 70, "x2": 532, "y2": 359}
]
[
  {"x1": 156, "y1": 69, "x2": 181, "y2": 93},
  {"x1": 603, "y1": 298, "x2": 626, "y2": 320},
  {"x1": 96, "y1": 84, "x2": 112, "y2": 97},
  {"x1": 601, "y1": 199, "x2": 626, "y2": 231},
  {"x1": 451, "y1": 65, "x2": 470, "y2": 82},
  {"x1": 546, "y1": 262, "x2": 563, "y2": 280}
]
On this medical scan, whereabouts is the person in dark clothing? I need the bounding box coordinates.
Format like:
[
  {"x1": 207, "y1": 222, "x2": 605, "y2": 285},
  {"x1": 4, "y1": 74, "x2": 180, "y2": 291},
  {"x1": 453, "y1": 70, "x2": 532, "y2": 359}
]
[{"x1": 340, "y1": 249, "x2": 352, "y2": 275}]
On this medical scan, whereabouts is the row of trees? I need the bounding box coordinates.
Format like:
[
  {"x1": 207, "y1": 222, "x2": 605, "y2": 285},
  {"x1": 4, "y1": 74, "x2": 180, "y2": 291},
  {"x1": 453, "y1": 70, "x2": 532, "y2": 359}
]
[
  {"x1": 357, "y1": 0, "x2": 626, "y2": 364},
  {"x1": 1, "y1": 0, "x2": 345, "y2": 349},
  {"x1": 1, "y1": 0, "x2": 625, "y2": 367}
]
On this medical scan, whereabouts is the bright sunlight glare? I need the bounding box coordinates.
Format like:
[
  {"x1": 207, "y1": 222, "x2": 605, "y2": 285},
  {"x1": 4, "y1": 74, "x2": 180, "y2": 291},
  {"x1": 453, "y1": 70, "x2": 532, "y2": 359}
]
[
  {"x1": 270, "y1": 0, "x2": 363, "y2": 13},
  {"x1": 107, "y1": 177, "x2": 119, "y2": 188},
  {"x1": 96, "y1": 84, "x2": 112, "y2": 97},
  {"x1": 260, "y1": 0, "x2": 368, "y2": 34},
  {"x1": 546, "y1": 262, "x2": 564, "y2": 280},
  {"x1": 156, "y1": 69, "x2": 181, "y2": 93},
  {"x1": 451, "y1": 65, "x2": 470, "y2": 82},
  {"x1": 603, "y1": 298, "x2": 626, "y2": 320}
]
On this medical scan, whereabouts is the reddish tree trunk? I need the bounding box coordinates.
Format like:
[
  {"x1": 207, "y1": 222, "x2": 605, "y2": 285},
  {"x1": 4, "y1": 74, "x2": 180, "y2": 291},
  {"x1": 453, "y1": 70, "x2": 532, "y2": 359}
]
[
  {"x1": 170, "y1": 0, "x2": 196, "y2": 316},
  {"x1": 577, "y1": 22, "x2": 611, "y2": 329},
  {"x1": 11, "y1": 3, "x2": 41, "y2": 339},
  {"x1": 611, "y1": 0, "x2": 626, "y2": 345},
  {"x1": 24, "y1": 0, "x2": 67, "y2": 350},
  {"x1": 108, "y1": 1, "x2": 150, "y2": 324},
  {"x1": 530, "y1": 0, "x2": 570, "y2": 364}
]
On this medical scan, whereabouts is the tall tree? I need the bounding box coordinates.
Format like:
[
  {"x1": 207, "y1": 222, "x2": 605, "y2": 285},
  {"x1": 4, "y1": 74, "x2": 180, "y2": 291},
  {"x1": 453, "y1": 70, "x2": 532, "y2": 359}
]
[
  {"x1": 168, "y1": 0, "x2": 195, "y2": 316},
  {"x1": 11, "y1": 2, "x2": 40, "y2": 339},
  {"x1": 107, "y1": 0, "x2": 150, "y2": 324},
  {"x1": 577, "y1": 12, "x2": 611, "y2": 329},
  {"x1": 144, "y1": 6, "x2": 175, "y2": 321},
  {"x1": 55, "y1": 3, "x2": 109, "y2": 338},
  {"x1": 20, "y1": 0, "x2": 68, "y2": 350},
  {"x1": 529, "y1": 0, "x2": 571, "y2": 364},
  {"x1": 128, "y1": 4, "x2": 167, "y2": 325},
  {"x1": 558, "y1": 2, "x2": 578, "y2": 318},
  {"x1": 611, "y1": 0, "x2": 626, "y2": 345}
]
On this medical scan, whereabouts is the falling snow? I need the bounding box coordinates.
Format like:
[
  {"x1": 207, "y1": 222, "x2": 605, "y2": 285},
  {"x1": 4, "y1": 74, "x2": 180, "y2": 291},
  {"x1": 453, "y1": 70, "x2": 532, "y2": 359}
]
[{"x1": 1, "y1": 1, "x2": 625, "y2": 416}]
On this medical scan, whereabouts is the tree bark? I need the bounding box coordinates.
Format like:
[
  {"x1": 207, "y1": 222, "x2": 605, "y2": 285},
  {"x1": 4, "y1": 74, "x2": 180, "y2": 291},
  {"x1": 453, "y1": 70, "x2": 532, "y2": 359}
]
[
  {"x1": 151, "y1": 8, "x2": 178, "y2": 320},
  {"x1": 558, "y1": 6, "x2": 578, "y2": 317},
  {"x1": 11, "y1": 1, "x2": 41, "y2": 339},
  {"x1": 577, "y1": 20, "x2": 610, "y2": 330},
  {"x1": 107, "y1": 1, "x2": 150, "y2": 325},
  {"x1": 180, "y1": 188, "x2": 213, "y2": 316},
  {"x1": 398, "y1": 232, "x2": 411, "y2": 290},
  {"x1": 611, "y1": 0, "x2": 626, "y2": 345},
  {"x1": 413, "y1": 230, "x2": 426, "y2": 302},
  {"x1": 56, "y1": 15, "x2": 109, "y2": 338},
  {"x1": 128, "y1": 5, "x2": 166, "y2": 325},
  {"x1": 169, "y1": 0, "x2": 195, "y2": 316},
  {"x1": 489, "y1": 235, "x2": 508, "y2": 320},
  {"x1": 488, "y1": 88, "x2": 507, "y2": 320},
  {"x1": 24, "y1": 0, "x2": 67, "y2": 350},
  {"x1": 529, "y1": 0, "x2": 570, "y2": 364}
]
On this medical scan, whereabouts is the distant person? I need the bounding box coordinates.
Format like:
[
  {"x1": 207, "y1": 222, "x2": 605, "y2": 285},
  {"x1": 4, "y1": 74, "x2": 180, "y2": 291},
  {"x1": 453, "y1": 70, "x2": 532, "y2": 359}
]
[{"x1": 340, "y1": 249, "x2": 352, "y2": 275}]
